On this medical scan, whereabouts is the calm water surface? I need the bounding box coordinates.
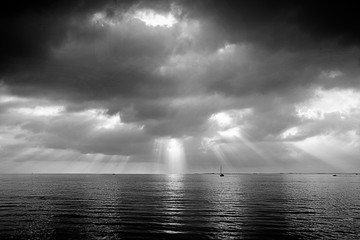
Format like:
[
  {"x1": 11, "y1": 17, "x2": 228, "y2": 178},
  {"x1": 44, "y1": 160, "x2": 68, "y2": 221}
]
[{"x1": 0, "y1": 174, "x2": 359, "y2": 239}]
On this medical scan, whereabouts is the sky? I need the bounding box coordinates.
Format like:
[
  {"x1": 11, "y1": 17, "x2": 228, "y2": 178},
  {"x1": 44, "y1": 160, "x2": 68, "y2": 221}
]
[{"x1": 1, "y1": 0, "x2": 360, "y2": 173}]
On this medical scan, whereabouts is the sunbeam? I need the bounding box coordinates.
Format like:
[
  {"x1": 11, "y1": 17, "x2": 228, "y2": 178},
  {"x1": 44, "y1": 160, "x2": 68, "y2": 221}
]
[
  {"x1": 166, "y1": 138, "x2": 185, "y2": 174},
  {"x1": 154, "y1": 137, "x2": 186, "y2": 173},
  {"x1": 291, "y1": 134, "x2": 358, "y2": 172},
  {"x1": 204, "y1": 110, "x2": 271, "y2": 169}
]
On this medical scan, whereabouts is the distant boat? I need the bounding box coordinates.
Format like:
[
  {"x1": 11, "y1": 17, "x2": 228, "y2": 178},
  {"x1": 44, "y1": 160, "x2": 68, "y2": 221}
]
[
  {"x1": 220, "y1": 165, "x2": 224, "y2": 177},
  {"x1": 333, "y1": 174, "x2": 337, "y2": 176}
]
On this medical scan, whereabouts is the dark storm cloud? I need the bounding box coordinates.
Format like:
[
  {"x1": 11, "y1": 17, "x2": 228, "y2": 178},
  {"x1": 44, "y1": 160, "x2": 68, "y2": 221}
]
[
  {"x1": 1, "y1": 0, "x2": 360, "y2": 159},
  {"x1": 1, "y1": 0, "x2": 104, "y2": 73},
  {"x1": 204, "y1": 46, "x2": 360, "y2": 97},
  {"x1": 0, "y1": 0, "x2": 178, "y2": 74},
  {"x1": 8, "y1": 23, "x2": 178, "y2": 100},
  {"x1": 2, "y1": 0, "x2": 360, "y2": 174},
  {"x1": 182, "y1": 0, "x2": 360, "y2": 49},
  {"x1": 0, "y1": 0, "x2": 358, "y2": 105},
  {"x1": 2, "y1": 0, "x2": 359, "y2": 76}
]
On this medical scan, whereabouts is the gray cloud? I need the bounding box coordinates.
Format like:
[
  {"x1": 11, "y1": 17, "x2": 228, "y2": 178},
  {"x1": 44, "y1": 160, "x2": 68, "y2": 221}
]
[{"x1": 1, "y1": 1, "x2": 360, "y2": 173}]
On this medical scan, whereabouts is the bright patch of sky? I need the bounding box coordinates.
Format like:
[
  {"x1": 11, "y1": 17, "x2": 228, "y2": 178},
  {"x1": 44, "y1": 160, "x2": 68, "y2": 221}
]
[
  {"x1": 133, "y1": 9, "x2": 178, "y2": 27},
  {"x1": 91, "y1": 8, "x2": 178, "y2": 28},
  {"x1": 296, "y1": 88, "x2": 360, "y2": 120},
  {"x1": 14, "y1": 106, "x2": 65, "y2": 117},
  {"x1": 281, "y1": 127, "x2": 299, "y2": 140},
  {"x1": 209, "y1": 112, "x2": 233, "y2": 128}
]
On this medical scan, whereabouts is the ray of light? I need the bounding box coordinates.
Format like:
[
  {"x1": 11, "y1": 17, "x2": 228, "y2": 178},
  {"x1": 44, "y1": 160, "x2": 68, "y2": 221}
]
[
  {"x1": 154, "y1": 137, "x2": 166, "y2": 173},
  {"x1": 154, "y1": 137, "x2": 186, "y2": 174},
  {"x1": 98, "y1": 154, "x2": 131, "y2": 174},
  {"x1": 204, "y1": 110, "x2": 271, "y2": 166},
  {"x1": 235, "y1": 132, "x2": 270, "y2": 162},
  {"x1": 166, "y1": 138, "x2": 185, "y2": 174},
  {"x1": 83, "y1": 153, "x2": 107, "y2": 173},
  {"x1": 286, "y1": 142, "x2": 341, "y2": 172},
  {"x1": 112, "y1": 155, "x2": 131, "y2": 174},
  {"x1": 291, "y1": 134, "x2": 358, "y2": 172},
  {"x1": 211, "y1": 144, "x2": 227, "y2": 164}
]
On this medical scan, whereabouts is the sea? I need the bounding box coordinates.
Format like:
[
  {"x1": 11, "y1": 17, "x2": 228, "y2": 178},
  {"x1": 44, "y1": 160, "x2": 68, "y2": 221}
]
[{"x1": 0, "y1": 174, "x2": 359, "y2": 239}]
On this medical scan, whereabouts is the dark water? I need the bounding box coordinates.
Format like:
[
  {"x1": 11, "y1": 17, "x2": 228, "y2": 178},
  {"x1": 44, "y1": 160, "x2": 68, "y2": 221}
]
[{"x1": 0, "y1": 174, "x2": 359, "y2": 239}]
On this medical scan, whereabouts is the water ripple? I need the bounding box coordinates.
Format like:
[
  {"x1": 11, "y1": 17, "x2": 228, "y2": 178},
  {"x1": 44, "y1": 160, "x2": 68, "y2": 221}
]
[{"x1": 0, "y1": 174, "x2": 359, "y2": 239}]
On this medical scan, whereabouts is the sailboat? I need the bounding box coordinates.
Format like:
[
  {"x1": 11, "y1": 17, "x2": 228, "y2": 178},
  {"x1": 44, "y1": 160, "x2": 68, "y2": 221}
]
[{"x1": 220, "y1": 165, "x2": 224, "y2": 177}]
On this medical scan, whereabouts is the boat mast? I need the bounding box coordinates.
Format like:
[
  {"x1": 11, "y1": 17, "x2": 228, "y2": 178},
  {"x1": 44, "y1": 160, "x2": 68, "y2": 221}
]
[{"x1": 220, "y1": 165, "x2": 224, "y2": 176}]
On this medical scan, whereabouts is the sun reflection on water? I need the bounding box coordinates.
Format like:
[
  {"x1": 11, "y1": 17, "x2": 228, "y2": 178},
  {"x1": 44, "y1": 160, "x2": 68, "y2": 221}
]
[{"x1": 162, "y1": 174, "x2": 185, "y2": 230}]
